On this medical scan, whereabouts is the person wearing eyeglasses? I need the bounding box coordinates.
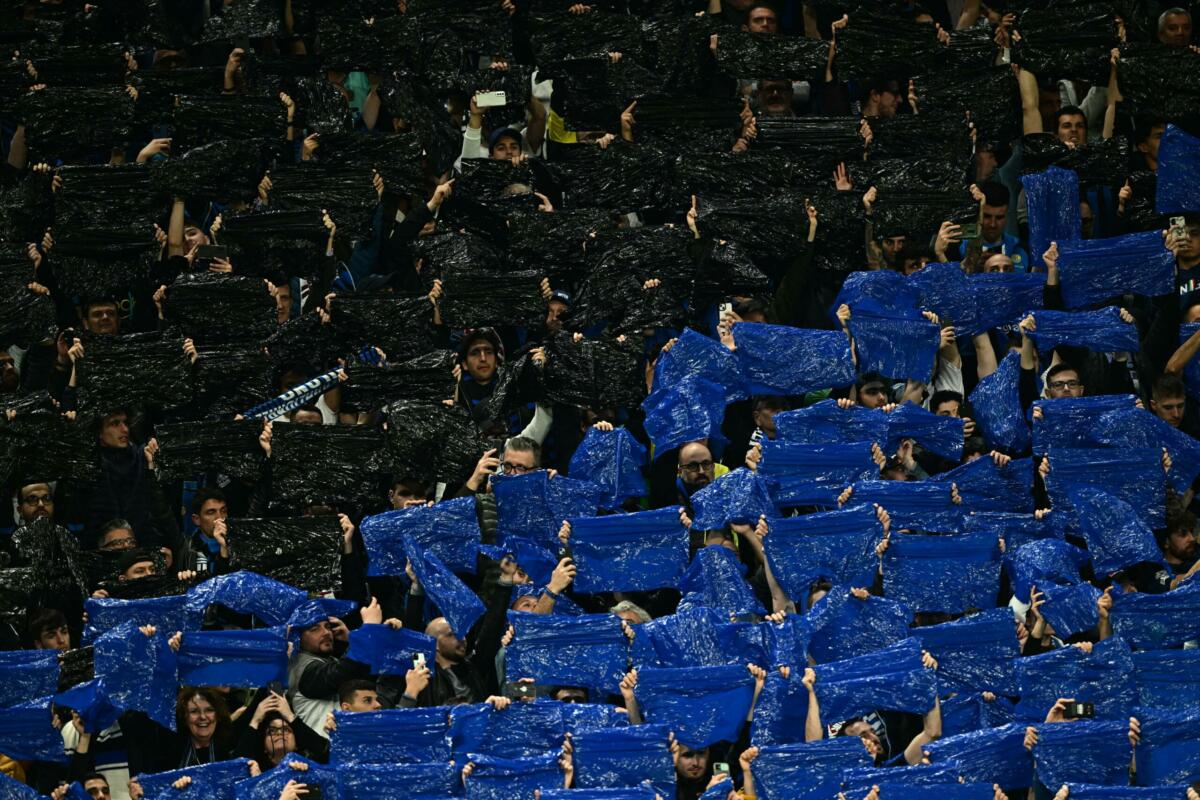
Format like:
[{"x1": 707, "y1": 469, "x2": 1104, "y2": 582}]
[
  {"x1": 239, "y1": 691, "x2": 328, "y2": 772},
  {"x1": 15, "y1": 481, "x2": 55, "y2": 525},
  {"x1": 676, "y1": 441, "x2": 727, "y2": 503}
]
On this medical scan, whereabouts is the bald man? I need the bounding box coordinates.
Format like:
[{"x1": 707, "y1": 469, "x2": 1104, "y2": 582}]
[{"x1": 383, "y1": 616, "x2": 495, "y2": 708}]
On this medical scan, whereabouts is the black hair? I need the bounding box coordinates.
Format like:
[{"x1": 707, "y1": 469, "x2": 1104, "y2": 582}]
[
  {"x1": 338, "y1": 678, "x2": 378, "y2": 705},
  {"x1": 979, "y1": 181, "x2": 1010, "y2": 207},
  {"x1": 1134, "y1": 115, "x2": 1166, "y2": 143},
  {"x1": 1046, "y1": 362, "x2": 1081, "y2": 382},
  {"x1": 1055, "y1": 105, "x2": 1087, "y2": 127},
  {"x1": 1153, "y1": 373, "x2": 1187, "y2": 400},
  {"x1": 191, "y1": 486, "x2": 227, "y2": 514},
  {"x1": 861, "y1": 76, "x2": 902, "y2": 103},
  {"x1": 928, "y1": 390, "x2": 964, "y2": 412},
  {"x1": 26, "y1": 607, "x2": 67, "y2": 643},
  {"x1": 82, "y1": 773, "x2": 109, "y2": 787}
]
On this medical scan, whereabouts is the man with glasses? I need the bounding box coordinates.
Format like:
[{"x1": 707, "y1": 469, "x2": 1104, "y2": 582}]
[
  {"x1": 15, "y1": 481, "x2": 55, "y2": 525},
  {"x1": 1043, "y1": 364, "x2": 1086, "y2": 400},
  {"x1": 676, "y1": 442, "x2": 727, "y2": 507}
]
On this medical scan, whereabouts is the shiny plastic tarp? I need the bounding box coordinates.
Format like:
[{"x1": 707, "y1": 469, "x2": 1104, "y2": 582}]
[
  {"x1": 0, "y1": 700, "x2": 65, "y2": 762},
  {"x1": 329, "y1": 708, "x2": 451, "y2": 765},
  {"x1": 813, "y1": 637, "x2": 938, "y2": 723},
  {"x1": 847, "y1": 310, "x2": 942, "y2": 381},
  {"x1": 677, "y1": 545, "x2": 766, "y2": 619},
  {"x1": 641, "y1": 376, "x2": 727, "y2": 456},
  {"x1": 449, "y1": 702, "x2": 567, "y2": 762},
  {"x1": 403, "y1": 536, "x2": 485, "y2": 638},
  {"x1": 840, "y1": 762, "x2": 973, "y2": 796},
  {"x1": 568, "y1": 426, "x2": 648, "y2": 509},
  {"x1": 968, "y1": 511, "x2": 1063, "y2": 554},
  {"x1": 749, "y1": 739, "x2": 873, "y2": 800},
  {"x1": 915, "y1": 608, "x2": 1020, "y2": 695},
  {"x1": 1014, "y1": 637, "x2": 1136, "y2": 721},
  {"x1": 758, "y1": 441, "x2": 878, "y2": 507},
  {"x1": 1131, "y1": 708, "x2": 1200, "y2": 786},
  {"x1": 835, "y1": 269, "x2": 922, "y2": 318},
  {"x1": 336, "y1": 762, "x2": 457, "y2": 800},
  {"x1": 84, "y1": 594, "x2": 203, "y2": 644},
  {"x1": 54, "y1": 679, "x2": 121, "y2": 735},
  {"x1": 848, "y1": 480, "x2": 962, "y2": 532},
  {"x1": 1040, "y1": 582, "x2": 1102, "y2": 639},
  {"x1": 1155, "y1": 124, "x2": 1200, "y2": 214},
  {"x1": 234, "y1": 755, "x2": 337, "y2": 800},
  {"x1": 733, "y1": 323, "x2": 857, "y2": 396},
  {"x1": 177, "y1": 627, "x2": 288, "y2": 688},
  {"x1": 933, "y1": 455, "x2": 1034, "y2": 513},
  {"x1": 630, "y1": 607, "x2": 726, "y2": 670},
  {"x1": 1056, "y1": 232, "x2": 1175, "y2": 309},
  {"x1": 886, "y1": 402, "x2": 965, "y2": 461},
  {"x1": 464, "y1": 752, "x2": 561, "y2": 800},
  {"x1": 225, "y1": 516, "x2": 344, "y2": 594},
  {"x1": 362, "y1": 496, "x2": 481, "y2": 576},
  {"x1": 1132, "y1": 649, "x2": 1200, "y2": 710},
  {"x1": 775, "y1": 399, "x2": 890, "y2": 445},
  {"x1": 183, "y1": 571, "x2": 307, "y2": 627},
  {"x1": 883, "y1": 532, "x2": 1001, "y2": 613},
  {"x1": 567, "y1": 507, "x2": 688, "y2": 593},
  {"x1": 492, "y1": 471, "x2": 604, "y2": 552},
  {"x1": 1031, "y1": 395, "x2": 1137, "y2": 455},
  {"x1": 749, "y1": 671, "x2": 811, "y2": 745},
  {"x1": 1064, "y1": 785, "x2": 1191, "y2": 800},
  {"x1": 1048, "y1": 445, "x2": 1166, "y2": 522},
  {"x1": 1021, "y1": 167, "x2": 1081, "y2": 270},
  {"x1": 1029, "y1": 307, "x2": 1140, "y2": 354},
  {"x1": 653, "y1": 328, "x2": 746, "y2": 406},
  {"x1": 1090, "y1": 407, "x2": 1200, "y2": 494},
  {"x1": 137, "y1": 759, "x2": 254, "y2": 800},
  {"x1": 763, "y1": 505, "x2": 881, "y2": 601},
  {"x1": 286, "y1": 598, "x2": 358, "y2": 632},
  {"x1": 1062, "y1": 485, "x2": 1164, "y2": 576},
  {"x1": 540, "y1": 791, "x2": 657, "y2": 800},
  {"x1": 909, "y1": 261, "x2": 976, "y2": 334},
  {"x1": 844, "y1": 780, "x2": 993, "y2": 800},
  {"x1": 93, "y1": 619, "x2": 179, "y2": 730},
  {"x1": 573, "y1": 723, "x2": 674, "y2": 796},
  {"x1": 346, "y1": 624, "x2": 437, "y2": 677},
  {"x1": 1034, "y1": 719, "x2": 1131, "y2": 788},
  {"x1": 939, "y1": 692, "x2": 1016, "y2": 737},
  {"x1": 690, "y1": 468, "x2": 777, "y2": 531},
  {"x1": 1004, "y1": 539, "x2": 1091, "y2": 605},
  {"x1": 0, "y1": 770, "x2": 40, "y2": 800},
  {"x1": 968, "y1": 351, "x2": 1031, "y2": 454},
  {"x1": 1110, "y1": 579, "x2": 1200, "y2": 649},
  {"x1": 505, "y1": 611, "x2": 628, "y2": 696},
  {"x1": 634, "y1": 665, "x2": 755, "y2": 748},
  {"x1": 805, "y1": 588, "x2": 911, "y2": 665},
  {"x1": 925, "y1": 723, "x2": 1033, "y2": 788},
  {"x1": 0, "y1": 650, "x2": 59, "y2": 708},
  {"x1": 969, "y1": 273, "x2": 1047, "y2": 336}
]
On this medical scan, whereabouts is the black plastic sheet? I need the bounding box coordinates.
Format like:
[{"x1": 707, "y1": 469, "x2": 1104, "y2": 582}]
[
  {"x1": 20, "y1": 86, "x2": 135, "y2": 162},
  {"x1": 505, "y1": 207, "x2": 610, "y2": 283},
  {"x1": 269, "y1": 423, "x2": 387, "y2": 510},
  {"x1": 694, "y1": 192, "x2": 809, "y2": 269},
  {"x1": 268, "y1": 164, "x2": 378, "y2": 241},
  {"x1": 10, "y1": 518, "x2": 88, "y2": 601},
  {"x1": 315, "y1": 131, "x2": 424, "y2": 196},
  {"x1": 199, "y1": 0, "x2": 281, "y2": 41},
  {"x1": 226, "y1": 516, "x2": 343, "y2": 593},
  {"x1": 193, "y1": 345, "x2": 275, "y2": 418},
  {"x1": 154, "y1": 419, "x2": 264, "y2": 481},
  {"x1": 712, "y1": 31, "x2": 827, "y2": 80},
  {"x1": 339, "y1": 350, "x2": 457, "y2": 412},
  {"x1": 148, "y1": 139, "x2": 263, "y2": 204},
  {"x1": 912, "y1": 66, "x2": 1020, "y2": 149},
  {"x1": 172, "y1": 94, "x2": 287, "y2": 153},
  {"x1": 538, "y1": 332, "x2": 644, "y2": 410},
  {"x1": 539, "y1": 56, "x2": 657, "y2": 132},
  {"x1": 0, "y1": 568, "x2": 34, "y2": 629},
  {"x1": 1021, "y1": 134, "x2": 1130, "y2": 187},
  {"x1": 752, "y1": 115, "x2": 864, "y2": 163},
  {"x1": 553, "y1": 142, "x2": 677, "y2": 213},
  {"x1": 837, "y1": 14, "x2": 978, "y2": 78},
  {"x1": 318, "y1": 14, "x2": 420, "y2": 73},
  {"x1": 413, "y1": 8, "x2": 514, "y2": 75},
  {"x1": 0, "y1": 287, "x2": 55, "y2": 351},
  {"x1": 263, "y1": 313, "x2": 346, "y2": 372},
  {"x1": 525, "y1": 10, "x2": 642, "y2": 64},
  {"x1": 1012, "y1": 5, "x2": 1116, "y2": 84},
  {"x1": 7, "y1": 410, "x2": 99, "y2": 483},
  {"x1": 164, "y1": 273, "x2": 277, "y2": 346},
  {"x1": 55, "y1": 164, "x2": 160, "y2": 234},
  {"x1": 218, "y1": 208, "x2": 329, "y2": 242},
  {"x1": 383, "y1": 399, "x2": 485, "y2": 487},
  {"x1": 77, "y1": 332, "x2": 193, "y2": 412},
  {"x1": 439, "y1": 266, "x2": 547, "y2": 329},
  {"x1": 867, "y1": 113, "x2": 973, "y2": 164},
  {"x1": 1117, "y1": 43, "x2": 1200, "y2": 123}
]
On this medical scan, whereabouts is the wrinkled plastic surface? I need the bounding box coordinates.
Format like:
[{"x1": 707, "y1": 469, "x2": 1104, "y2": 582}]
[
  {"x1": 330, "y1": 708, "x2": 451, "y2": 765},
  {"x1": 886, "y1": 403, "x2": 965, "y2": 461},
  {"x1": 924, "y1": 723, "x2": 1033, "y2": 788},
  {"x1": 403, "y1": 536, "x2": 485, "y2": 638},
  {"x1": 939, "y1": 691, "x2": 1016, "y2": 737},
  {"x1": 383, "y1": 399, "x2": 483, "y2": 488},
  {"x1": 347, "y1": 624, "x2": 438, "y2": 679},
  {"x1": 653, "y1": 328, "x2": 747, "y2": 406},
  {"x1": 176, "y1": 627, "x2": 288, "y2": 688},
  {"x1": 0, "y1": 769, "x2": 40, "y2": 800},
  {"x1": 1030, "y1": 307, "x2": 1140, "y2": 354},
  {"x1": 269, "y1": 424, "x2": 387, "y2": 511},
  {"x1": 464, "y1": 752, "x2": 561, "y2": 800},
  {"x1": 733, "y1": 324, "x2": 857, "y2": 396},
  {"x1": 805, "y1": 588, "x2": 911, "y2": 665},
  {"x1": 1132, "y1": 649, "x2": 1200, "y2": 710},
  {"x1": 749, "y1": 739, "x2": 873, "y2": 800},
  {"x1": 635, "y1": 665, "x2": 755, "y2": 748},
  {"x1": 1155, "y1": 124, "x2": 1200, "y2": 214},
  {"x1": 0, "y1": 650, "x2": 59, "y2": 708},
  {"x1": 690, "y1": 468, "x2": 776, "y2": 531},
  {"x1": 1015, "y1": 637, "x2": 1136, "y2": 721},
  {"x1": 1110, "y1": 579, "x2": 1200, "y2": 649},
  {"x1": 329, "y1": 294, "x2": 437, "y2": 365},
  {"x1": 450, "y1": 702, "x2": 566, "y2": 762},
  {"x1": 226, "y1": 517, "x2": 343, "y2": 594},
  {"x1": 53, "y1": 679, "x2": 120, "y2": 735},
  {"x1": 573, "y1": 723, "x2": 674, "y2": 796},
  {"x1": 154, "y1": 419, "x2": 265, "y2": 482},
  {"x1": 165, "y1": 273, "x2": 277, "y2": 346},
  {"x1": 642, "y1": 377, "x2": 727, "y2": 455},
  {"x1": 713, "y1": 30, "x2": 826, "y2": 79},
  {"x1": 569, "y1": 426, "x2": 648, "y2": 509},
  {"x1": 10, "y1": 517, "x2": 89, "y2": 600},
  {"x1": 539, "y1": 333, "x2": 645, "y2": 411},
  {"x1": 184, "y1": 571, "x2": 307, "y2": 627},
  {"x1": 0, "y1": 288, "x2": 55, "y2": 351},
  {"x1": 631, "y1": 607, "x2": 726, "y2": 670},
  {"x1": 493, "y1": 471, "x2": 605, "y2": 553},
  {"x1": 1047, "y1": 446, "x2": 1165, "y2": 529},
  {"x1": 775, "y1": 399, "x2": 890, "y2": 445},
  {"x1": 1056, "y1": 232, "x2": 1175, "y2": 309},
  {"x1": 1031, "y1": 395, "x2": 1137, "y2": 455},
  {"x1": 813, "y1": 637, "x2": 938, "y2": 723},
  {"x1": 1065, "y1": 785, "x2": 1191, "y2": 800},
  {"x1": 1034, "y1": 719, "x2": 1131, "y2": 788},
  {"x1": 1021, "y1": 134, "x2": 1130, "y2": 187},
  {"x1": 1021, "y1": 167, "x2": 1081, "y2": 270},
  {"x1": 0, "y1": 700, "x2": 67, "y2": 762},
  {"x1": 915, "y1": 608, "x2": 1020, "y2": 695},
  {"x1": 758, "y1": 441, "x2": 878, "y2": 507},
  {"x1": 934, "y1": 455, "x2": 1034, "y2": 513},
  {"x1": 338, "y1": 351, "x2": 458, "y2": 413},
  {"x1": 541, "y1": 791, "x2": 657, "y2": 800},
  {"x1": 678, "y1": 545, "x2": 766, "y2": 619},
  {"x1": 78, "y1": 333, "x2": 193, "y2": 412},
  {"x1": 440, "y1": 266, "x2": 546, "y2": 329},
  {"x1": 1062, "y1": 484, "x2": 1164, "y2": 575},
  {"x1": 336, "y1": 762, "x2": 457, "y2": 800},
  {"x1": 968, "y1": 351, "x2": 1031, "y2": 454},
  {"x1": 764, "y1": 505, "x2": 880, "y2": 601},
  {"x1": 194, "y1": 345, "x2": 275, "y2": 418},
  {"x1": 1091, "y1": 407, "x2": 1200, "y2": 494},
  {"x1": 849, "y1": 480, "x2": 962, "y2": 532},
  {"x1": 234, "y1": 754, "x2": 338, "y2": 800},
  {"x1": 835, "y1": 269, "x2": 923, "y2": 319},
  {"x1": 1004, "y1": 539, "x2": 1091, "y2": 605},
  {"x1": 568, "y1": 507, "x2": 688, "y2": 593},
  {"x1": 150, "y1": 139, "x2": 262, "y2": 204},
  {"x1": 883, "y1": 532, "x2": 1001, "y2": 613},
  {"x1": 138, "y1": 759, "x2": 253, "y2": 800},
  {"x1": 1012, "y1": 6, "x2": 1115, "y2": 83},
  {"x1": 969, "y1": 273, "x2": 1047, "y2": 336},
  {"x1": 93, "y1": 620, "x2": 178, "y2": 730},
  {"x1": 847, "y1": 311, "x2": 941, "y2": 381},
  {"x1": 506, "y1": 611, "x2": 628, "y2": 696},
  {"x1": 840, "y1": 762, "x2": 972, "y2": 797},
  {"x1": 1040, "y1": 582, "x2": 1102, "y2": 639},
  {"x1": 362, "y1": 496, "x2": 481, "y2": 577},
  {"x1": 1131, "y1": 708, "x2": 1200, "y2": 786},
  {"x1": 84, "y1": 594, "x2": 203, "y2": 644}
]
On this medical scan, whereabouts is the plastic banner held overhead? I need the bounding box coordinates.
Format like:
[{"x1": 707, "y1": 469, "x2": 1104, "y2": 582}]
[
  {"x1": 641, "y1": 376, "x2": 727, "y2": 456},
  {"x1": 0, "y1": 700, "x2": 67, "y2": 762},
  {"x1": 1031, "y1": 395, "x2": 1137, "y2": 455},
  {"x1": 677, "y1": 545, "x2": 766, "y2": 619},
  {"x1": 505, "y1": 611, "x2": 628, "y2": 697},
  {"x1": 336, "y1": 762, "x2": 458, "y2": 800},
  {"x1": 883, "y1": 531, "x2": 1001, "y2": 614},
  {"x1": 234, "y1": 754, "x2": 338, "y2": 800},
  {"x1": 690, "y1": 467, "x2": 776, "y2": 530},
  {"x1": 1156, "y1": 125, "x2": 1200, "y2": 214},
  {"x1": 909, "y1": 261, "x2": 976, "y2": 336},
  {"x1": 492, "y1": 471, "x2": 604, "y2": 553},
  {"x1": 886, "y1": 402, "x2": 965, "y2": 461},
  {"x1": 1029, "y1": 307, "x2": 1140, "y2": 354},
  {"x1": 568, "y1": 426, "x2": 648, "y2": 509},
  {"x1": 1131, "y1": 707, "x2": 1200, "y2": 787},
  {"x1": 653, "y1": 328, "x2": 747, "y2": 405},
  {"x1": 848, "y1": 479, "x2": 963, "y2": 532},
  {"x1": 1045, "y1": 444, "x2": 1167, "y2": 525},
  {"x1": 449, "y1": 702, "x2": 567, "y2": 762},
  {"x1": 345, "y1": 624, "x2": 437, "y2": 677},
  {"x1": 539, "y1": 790, "x2": 658, "y2": 800},
  {"x1": 1091, "y1": 406, "x2": 1200, "y2": 495},
  {"x1": 0, "y1": 650, "x2": 59, "y2": 708},
  {"x1": 1132, "y1": 649, "x2": 1200, "y2": 710},
  {"x1": 1014, "y1": 637, "x2": 1136, "y2": 721},
  {"x1": 968, "y1": 511, "x2": 1063, "y2": 556},
  {"x1": 847, "y1": 310, "x2": 942, "y2": 381},
  {"x1": 572, "y1": 723, "x2": 674, "y2": 796},
  {"x1": 968, "y1": 351, "x2": 1031, "y2": 454},
  {"x1": 631, "y1": 607, "x2": 727, "y2": 670},
  {"x1": 1063, "y1": 785, "x2": 1192, "y2": 800},
  {"x1": 92, "y1": 619, "x2": 178, "y2": 730},
  {"x1": 757, "y1": 440, "x2": 878, "y2": 508},
  {"x1": 402, "y1": 536, "x2": 485, "y2": 639},
  {"x1": 834, "y1": 269, "x2": 922, "y2": 319},
  {"x1": 1110, "y1": 578, "x2": 1200, "y2": 649},
  {"x1": 749, "y1": 739, "x2": 873, "y2": 800},
  {"x1": 933, "y1": 455, "x2": 1035, "y2": 514},
  {"x1": 733, "y1": 323, "x2": 857, "y2": 396},
  {"x1": 183, "y1": 571, "x2": 306, "y2": 627},
  {"x1": 1004, "y1": 538, "x2": 1091, "y2": 605},
  {"x1": 939, "y1": 691, "x2": 1015, "y2": 738},
  {"x1": 567, "y1": 507, "x2": 688, "y2": 593},
  {"x1": 813, "y1": 637, "x2": 938, "y2": 723},
  {"x1": 361, "y1": 496, "x2": 482, "y2": 577},
  {"x1": 1061, "y1": 484, "x2": 1164, "y2": 577},
  {"x1": 915, "y1": 608, "x2": 1020, "y2": 695},
  {"x1": 1039, "y1": 582, "x2": 1102, "y2": 639},
  {"x1": 1033, "y1": 719, "x2": 1131, "y2": 788},
  {"x1": 969, "y1": 273, "x2": 1046, "y2": 336},
  {"x1": 177, "y1": 627, "x2": 288, "y2": 688},
  {"x1": 463, "y1": 752, "x2": 561, "y2": 800},
  {"x1": 1056, "y1": 231, "x2": 1175, "y2": 309},
  {"x1": 804, "y1": 588, "x2": 912, "y2": 665},
  {"x1": 329, "y1": 708, "x2": 451, "y2": 765},
  {"x1": 1021, "y1": 167, "x2": 1081, "y2": 270},
  {"x1": 137, "y1": 759, "x2": 254, "y2": 800},
  {"x1": 84, "y1": 593, "x2": 203, "y2": 643},
  {"x1": 53, "y1": 679, "x2": 121, "y2": 736},
  {"x1": 635, "y1": 665, "x2": 755, "y2": 748},
  {"x1": 763, "y1": 504, "x2": 882, "y2": 602},
  {"x1": 924, "y1": 723, "x2": 1034, "y2": 789},
  {"x1": 774, "y1": 399, "x2": 890, "y2": 445}
]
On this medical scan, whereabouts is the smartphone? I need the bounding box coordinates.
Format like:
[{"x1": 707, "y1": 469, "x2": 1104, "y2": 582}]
[
  {"x1": 713, "y1": 762, "x2": 731, "y2": 777},
  {"x1": 503, "y1": 681, "x2": 537, "y2": 701},
  {"x1": 476, "y1": 91, "x2": 507, "y2": 108},
  {"x1": 413, "y1": 652, "x2": 426, "y2": 670},
  {"x1": 1062, "y1": 701, "x2": 1094, "y2": 720},
  {"x1": 558, "y1": 544, "x2": 573, "y2": 561},
  {"x1": 304, "y1": 786, "x2": 323, "y2": 800},
  {"x1": 195, "y1": 244, "x2": 229, "y2": 268},
  {"x1": 718, "y1": 301, "x2": 733, "y2": 319},
  {"x1": 958, "y1": 222, "x2": 981, "y2": 240},
  {"x1": 1171, "y1": 215, "x2": 1187, "y2": 243}
]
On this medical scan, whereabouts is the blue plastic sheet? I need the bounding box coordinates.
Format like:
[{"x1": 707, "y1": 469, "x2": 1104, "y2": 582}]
[
  {"x1": 145, "y1": 774, "x2": 217, "y2": 800},
  {"x1": 804, "y1": 588, "x2": 911, "y2": 664},
  {"x1": 969, "y1": 273, "x2": 1046, "y2": 337},
  {"x1": 939, "y1": 691, "x2": 1016, "y2": 737},
  {"x1": 234, "y1": 755, "x2": 338, "y2": 800},
  {"x1": 93, "y1": 619, "x2": 178, "y2": 730},
  {"x1": 559, "y1": 703, "x2": 629, "y2": 735},
  {"x1": 184, "y1": 571, "x2": 307, "y2": 626},
  {"x1": 1064, "y1": 786, "x2": 1191, "y2": 800},
  {"x1": 733, "y1": 323, "x2": 857, "y2": 395},
  {"x1": 915, "y1": 608, "x2": 1020, "y2": 695},
  {"x1": 910, "y1": 261, "x2": 976, "y2": 335},
  {"x1": 362, "y1": 496, "x2": 481, "y2": 576},
  {"x1": 1091, "y1": 407, "x2": 1200, "y2": 494},
  {"x1": 763, "y1": 505, "x2": 881, "y2": 602},
  {"x1": 1110, "y1": 579, "x2": 1200, "y2": 649},
  {"x1": 177, "y1": 627, "x2": 288, "y2": 688},
  {"x1": 968, "y1": 351, "x2": 1031, "y2": 454},
  {"x1": 514, "y1": 584, "x2": 585, "y2": 616},
  {"x1": 1004, "y1": 538, "x2": 1090, "y2": 604},
  {"x1": 840, "y1": 763, "x2": 974, "y2": 798},
  {"x1": 761, "y1": 614, "x2": 809, "y2": 668},
  {"x1": 967, "y1": 511, "x2": 1063, "y2": 554},
  {"x1": 1029, "y1": 307, "x2": 1140, "y2": 354},
  {"x1": 934, "y1": 456, "x2": 1035, "y2": 513},
  {"x1": 813, "y1": 637, "x2": 938, "y2": 723},
  {"x1": 329, "y1": 708, "x2": 451, "y2": 765},
  {"x1": 403, "y1": 536, "x2": 486, "y2": 638},
  {"x1": 690, "y1": 467, "x2": 777, "y2": 530},
  {"x1": 749, "y1": 671, "x2": 810, "y2": 746},
  {"x1": 0, "y1": 699, "x2": 65, "y2": 761},
  {"x1": 540, "y1": 790, "x2": 658, "y2": 800},
  {"x1": 1131, "y1": 708, "x2": 1200, "y2": 786},
  {"x1": 1014, "y1": 637, "x2": 1136, "y2": 721},
  {"x1": 925, "y1": 723, "x2": 1034, "y2": 788},
  {"x1": 286, "y1": 598, "x2": 357, "y2": 631},
  {"x1": 844, "y1": 781, "x2": 994, "y2": 800},
  {"x1": 138, "y1": 759, "x2": 254, "y2": 800},
  {"x1": 847, "y1": 310, "x2": 942, "y2": 381},
  {"x1": 634, "y1": 664, "x2": 754, "y2": 747},
  {"x1": 0, "y1": 650, "x2": 59, "y2": 707},
  {"x1": 568, "y1": 426, "x2": 649, "y2": 508},
  {"x1": 1031, "y1": 395, "x2": 1138, "y2": 455},
  {"x1": 336, "y1": 762, "x2": 458, "y2": 800},
  {"x1": 567, "y1": 507, "x2": 688, "y2": 593},
  {"x1": 883, "y1": 532, "x2": 1001, "y2": 613},
  {"x1": 1155, "y1": 124, "x2": 1200, "y2": 214},
  {"x1": 848, "y1": 480, "x2": 963, "y2": 532},
  {"x1": 346, "y1": 623, "x2": 437, "y2": 676},
  {"x1": 775, "y1": 399, "x2": 890, "y2": 445},
  {"x1": 502, "y1": 537, "x2": 559, "y2": 588},
  {"x1": 834, "y1": 270, "x2": 923, "y2": 319},
  {"x1": 54, "y1": 679, "x2": 121, "y2": 735},
  {"x1": 1056, "y1": 232, "x2": 1176, "y2": 309},
  {"x1": 0, "y1": 771, "x2": 41, "y2": 800},
  {"x1": 631, "y1": 607, "x2": 726, "y2": 669},
  {"x1": 1182, "y1": 323, "x2": 1200, "y2": 400},
  {"x1": 677, "y1": 545, "x2": 766, "y2": 618},
  {"x1": 84, "y1": 594, "x2": 203, "y2": 643},
  {"x1": 464, "y1": 752, "x2": 561, "y2": 800},
  {"x1": 715, "y1": 620, "x2": 772, "y2": 667},
  {"x1": 1132, "y1": 649, "x2": 1200, "y2": 710},
  {"x1": 573, "y1": 723, "x2": 674, "y2": 797},
  {"x1": 1022, "y1": 166, "x2": 1081, "y2": 270},
  {"x1": 1061, "y1": 485, "x2": 1164, "y2": 576},
  {"x1": 1034, "y1": 719, "x2": 1131, "y2": 788},
  {"x1": 642, "y1": 376, "x2": 727, "y2": 455},
  {"x1": 1040, "y1": 582, "x2": 1101, "y2": 639},
  {"x1": 505, "y1": 611, "x2": 628, "y2": 696},
  {"x1": 886, "y1": 402, "x2": 965, "y2": 461},
  {"x1": 450, "y1": 701, "x2": 566, "y2": 761},
  {"x1": 492, "y1": 472, "x2": 604, "y2": 551},
  {"x1": 758, "y1": 441, "x2": 878, "y2": 507},
  {"x1": 653, "y1": 328, "x2": 747, "y2": 405},
  {"x1": 1047, "y1": 447, "x2": 1165, "y2": 531},
  {"x1": 750, "y1": 739, "x2": 874, "y2": 800}
]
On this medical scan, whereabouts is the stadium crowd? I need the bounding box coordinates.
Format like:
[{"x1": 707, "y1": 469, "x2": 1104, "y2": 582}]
[{"x1": 1, "y1": 0, "x2": 1200, "y2": 798}]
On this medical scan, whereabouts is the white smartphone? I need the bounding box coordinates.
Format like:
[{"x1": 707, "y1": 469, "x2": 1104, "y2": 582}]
[
  {"x1": 476, "y1": 91, "x2": 508, "y2": 108},
  {"x1": 414, "y1": 652, "x2": 426, "y2": 670},
  {"x1": 713, "y1": 762, "x2": 730, "y2": 777},
  {"x1": 1170, "y1": 215, "x2": 1188, "y2": 243},
  {"x1": 719, "y1": 301, "x2": 733, "y2": 318}
]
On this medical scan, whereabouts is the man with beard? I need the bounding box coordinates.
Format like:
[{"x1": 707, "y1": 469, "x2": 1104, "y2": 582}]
[
  {"x1": 287, "y1": 599, "x2": 381, "y2": 735},
  {"x1": 0, "y1": 349, "x2": 19, "y2": 395},
  {"x1": 383, "y1": 616, "x2": 499, "y2": 708},
  {"x1": 1128, "y1": 497, "x2": 1200, "y2": 593},
  {"x1": 673, "y1": 742, "x2": 714, "y2": 800}
]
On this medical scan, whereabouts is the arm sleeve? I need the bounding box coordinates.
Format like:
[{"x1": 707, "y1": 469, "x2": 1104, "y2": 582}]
[
  {"x1": 766, "y1": 243, "x2": 815, "y2": 327},
  {"x1": 516, "y1": 403, "x2": 554, "y2": 445},
  {"x1": 296, "y1": 655, "x2": 371, "y2": 699}
]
